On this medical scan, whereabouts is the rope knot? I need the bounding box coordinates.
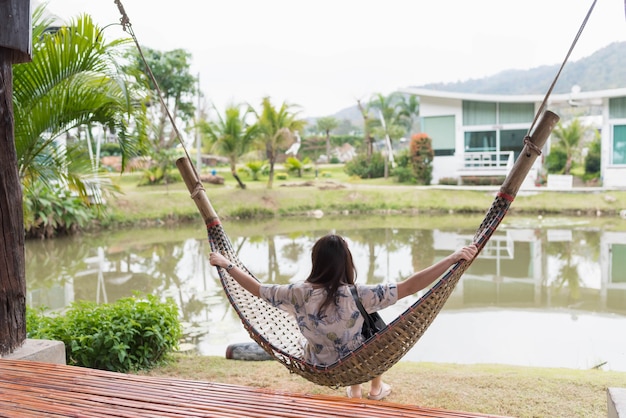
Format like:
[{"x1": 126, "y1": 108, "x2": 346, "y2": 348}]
[
  {"x1": 190, "y1": 182, "x2": 205, "y2": 199},
  {"x1": 523, "y1": 136, "x2": 542, "y2": 157}
]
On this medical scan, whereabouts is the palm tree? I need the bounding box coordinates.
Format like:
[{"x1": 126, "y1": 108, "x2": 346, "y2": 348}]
[
  {"x1": 551, "y1": 118, "x2": 588, "y2": 175},
  {"x1": 13, "y1": 8, "x2": 144, "y2": 195},
  {"x1": 316, "y1": 116, "x2": 339, "y2": 162},
  {"x1": 397, "y1": 94, "x2": 420, "y2": 136},
  {"x1": 202, "y1": 104, "x2": 259, "y2": 189},
  {"x1": 254, "y1": 97, "x2": 306, "y2": 188}
]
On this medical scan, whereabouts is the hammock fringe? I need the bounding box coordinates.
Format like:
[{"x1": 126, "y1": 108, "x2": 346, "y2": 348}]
[{"x1": 176, "y1": 110, "x2": 559, "y2": 387}]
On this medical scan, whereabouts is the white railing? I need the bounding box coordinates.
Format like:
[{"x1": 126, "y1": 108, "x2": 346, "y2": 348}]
[{"x1": 463, "y1": 151, "x2": 514, "y2": 169}]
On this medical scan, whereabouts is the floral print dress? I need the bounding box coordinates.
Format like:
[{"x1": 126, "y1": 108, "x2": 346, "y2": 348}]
[{"x1": 259, "y1": 282, "x2": 398, "y2": 366}]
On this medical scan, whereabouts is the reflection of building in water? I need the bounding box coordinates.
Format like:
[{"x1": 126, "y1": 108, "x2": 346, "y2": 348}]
[
  {"x1": 601, "y1": 232, "x2": 626, "y2": 312},
  {"x1": 446, "y1": 229, "x2": 543, "y2": 308},
  {"x1": 439, "y1": 227, "x2": 625, "y2": 315}
]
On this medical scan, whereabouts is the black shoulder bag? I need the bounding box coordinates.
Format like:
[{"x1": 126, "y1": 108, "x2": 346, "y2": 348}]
[{"x1": 349, "y1": 286, "x2": 386, "y2": 340}]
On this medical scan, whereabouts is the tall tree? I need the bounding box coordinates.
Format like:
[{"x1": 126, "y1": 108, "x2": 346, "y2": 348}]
[
  {"x1": 201, "y1": 104, "x2": 259, "y2": 189},
  {"x1": 0, "y1": 0, "x2": 30, "y2": 356},
  {"x1": 397, "y1": 94, "x2": 420, "y2": 135},
  {"x1": 255, "y1": 97, "x2": 306, "y2": 188},
  {"x1": 316, "y1": 116, "x2": 339, "y2": 162},
  {"x1": 125, "y1": 48, "x2": 197, "y2": 150},
  {"x1": 367, "y1": 92, "x2": 406, "y2": 146},
  {"x1": 551, "y1": 118, "x2": 588, "y2": 175}
]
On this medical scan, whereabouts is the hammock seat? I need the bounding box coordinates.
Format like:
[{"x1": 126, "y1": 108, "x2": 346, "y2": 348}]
[{"x1": 177, "y1": 110, "x2": 559, "y2": 388}]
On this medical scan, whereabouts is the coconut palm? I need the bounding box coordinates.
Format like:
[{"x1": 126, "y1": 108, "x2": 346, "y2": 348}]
[
  {"x1": 202, "y1": 104, "x2": 259, "y2": 189},
  {"x1": 254, "y1": 97, "x2": 306, "y2": 188},
  {"x1": 397, "y1": 94, "x2": 420, "y2": 135},
  {"x1": 316, "y1": 116, "x2": 339, "y2": 162},
  {"x1": 13, "y1": 7, "x2": 144, "y2": 194}
]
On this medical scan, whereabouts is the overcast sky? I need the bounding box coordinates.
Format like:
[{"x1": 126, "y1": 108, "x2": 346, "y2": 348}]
[{"x1": 43, "y1": 0, "x2": 626, "y2": 118}]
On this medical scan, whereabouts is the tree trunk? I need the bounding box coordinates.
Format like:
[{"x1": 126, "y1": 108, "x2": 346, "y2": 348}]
[{"x1": 0, "y1": 48, "x2": 26, "y2": 355}]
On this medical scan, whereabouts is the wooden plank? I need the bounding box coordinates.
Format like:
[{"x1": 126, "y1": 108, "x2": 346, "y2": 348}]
[{"x1": 0, "y1": 359, "x2": 510, "y2": 418}]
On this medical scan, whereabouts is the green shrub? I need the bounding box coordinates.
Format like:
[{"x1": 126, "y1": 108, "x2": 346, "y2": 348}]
[
  {"x1": 23, "y1": 180, "x2": 96, "y2": 239},
  {"x1": 27, "y1": 294, "x2": 182, "y2": 372},
  {"x1": 438, "y1": 177, "x2": 458, "y2": 185},
  {"x1": 409, "y1": 133, "x2": 434, "y2": 185},
  {"x1": 344, "y1": 152, "x2": 385, "y2": 178},
  {"x1": 545, "y1": 148, "x2": 568, "y2": 174},
  {"x1": 230, "y1": 206, "x2": 275, "y2": 219},
  {"x1": 392, "y1": 166, "x2": 416, "y2": 183}
]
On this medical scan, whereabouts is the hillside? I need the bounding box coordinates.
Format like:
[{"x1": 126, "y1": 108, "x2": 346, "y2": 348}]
[{"x1": 328, "y1": 41, "x2": 626, "y2": 127}]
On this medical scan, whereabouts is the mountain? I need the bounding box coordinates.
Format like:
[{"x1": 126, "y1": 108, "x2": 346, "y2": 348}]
[
  {"x1": 329, "y1": 41, "x2": 626, "y2": 127},
  {"x1": 418, "y1": 41, "x2": 626, "y2": 95}
]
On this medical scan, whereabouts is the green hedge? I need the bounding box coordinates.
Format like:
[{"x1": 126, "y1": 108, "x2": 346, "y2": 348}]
[{"x1": 27, "y1": 294, "x2": 182, "y2": 372}]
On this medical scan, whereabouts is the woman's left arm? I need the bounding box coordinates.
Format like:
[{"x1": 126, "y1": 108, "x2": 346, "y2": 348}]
[
  {"x1": 397, "y1": 244, "x2": 478, "y2": 299},
  {"x1": 209, "y1": 252, "x2": 261, "y2": 297}
]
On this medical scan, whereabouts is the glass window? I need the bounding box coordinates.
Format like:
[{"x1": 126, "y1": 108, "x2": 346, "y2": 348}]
[
  {"x1": 609, "y1": 97, "x2": 626, "y2": 119},
  {"x1": 610, "y1": 244, "x2": 626, "y2": 283},
  {"x1": 463, "y1": 101, "x2": 496, "y2": 126},
  {"x1": 423, "y1": 115, "x2": 455, "y2": 156},
  {"x1": 612, "y1": 125, "x2": 626, "y2": 165},
  {"x1": 465, "y1": 131, "x2": 496, "y2": 152},
  {"x1": 499, "y1": 103, "x2": 534, "y2": 124},
  {"x1": 500, "y1": 129, "x2": 527, "y2": 159}
]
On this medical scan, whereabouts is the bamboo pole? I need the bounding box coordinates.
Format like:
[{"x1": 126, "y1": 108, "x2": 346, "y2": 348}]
[
  {"x1": 500, "y1": 110, "x2": 560, "y2": 198},
  {"x1": 176, "y1": 157, "x2": 217, "y2": 224}
]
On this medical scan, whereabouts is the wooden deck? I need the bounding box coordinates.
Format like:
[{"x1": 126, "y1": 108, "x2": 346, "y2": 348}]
[{"x1": 0, "y1": 359, "x2": 510, "y2": 418}]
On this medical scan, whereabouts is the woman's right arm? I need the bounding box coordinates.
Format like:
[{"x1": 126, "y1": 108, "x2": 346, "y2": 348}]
[
  {"x1": 396, "y1": 244, "x2": 478, "y2": 299},
  {"x1": 209, "y1": 252, "x2": 261, "y2": 297}
]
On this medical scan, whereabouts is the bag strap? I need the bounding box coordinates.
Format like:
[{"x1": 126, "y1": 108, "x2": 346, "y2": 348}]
[{"x1": 349, "y1": 286, "x2": 374, "y2": 326}]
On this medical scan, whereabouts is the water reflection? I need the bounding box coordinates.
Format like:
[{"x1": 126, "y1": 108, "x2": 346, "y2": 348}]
[{"x1": 25, "y1": 216, "x2": 626, "y2": 371}]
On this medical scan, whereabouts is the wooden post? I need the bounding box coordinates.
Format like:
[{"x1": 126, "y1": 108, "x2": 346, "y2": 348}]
[{"x1": 0, "y1": 0, "x2": 32, "y2": 355}]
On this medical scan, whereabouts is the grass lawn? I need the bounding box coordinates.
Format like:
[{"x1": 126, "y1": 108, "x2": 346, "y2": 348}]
[{"x1": 140, "y1": 353, "x2": 626, "y2": 418}]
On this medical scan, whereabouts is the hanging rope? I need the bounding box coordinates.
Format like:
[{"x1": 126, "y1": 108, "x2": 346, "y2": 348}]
[
  {"x1": 525, "y1": 0, "x2": 598, "y2": 154},
  {"x1": 113, "y1": 0, "x2": 202, "y2": 183}
]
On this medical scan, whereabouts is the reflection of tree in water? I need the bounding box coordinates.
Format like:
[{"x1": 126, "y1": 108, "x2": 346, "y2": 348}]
[
  {"x1": 544, "y1": 230, "x2": 595, "y2": 305},
  {"x1": 411, "y1": 229, "x2": 435, "y2": 273},
  {"x1": 281, "y1": 234, "x2": 305, "y2": 263},
  {"x1": 25, "y1": 237, "x2": 91, "y2": 290}
]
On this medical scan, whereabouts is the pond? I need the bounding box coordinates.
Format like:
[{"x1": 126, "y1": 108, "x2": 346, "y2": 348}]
[{"x1": 25, "y1": 214, "x2": 626, "y2": 372}]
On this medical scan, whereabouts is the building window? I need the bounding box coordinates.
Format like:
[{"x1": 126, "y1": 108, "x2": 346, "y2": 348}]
[
  {"x1": 423, "y1": 115, "x2": 455, "y2": 156},
  {"x1": 612, "y1": 124, "x2": 626, "y2": 165},
  {"x1": 465, "y1": 131, "x2": 496, "y2": 152},
  {"x1": 609, "y1": 97, "x2": 626, "y2": 119},
  {"x1": 499, "y1": 103, "x2": 534, "y2": 124},
  {"x1": 500, "y1": 129, "x2": 527, "y2": 159},
  {"x1": 463, "y1": 101, "x2": 496, "y2": 126},
  {"x1": 610, "y1": 244, "x2": 626, "y2": 283}
]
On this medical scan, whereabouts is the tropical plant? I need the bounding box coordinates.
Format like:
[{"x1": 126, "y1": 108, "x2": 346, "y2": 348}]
[
  {"x1": 254, "y1": 97, "x2": 306, "y2": 188},
  {"x1": 242, "y1": 161, "x2": 267, "y2": 181},
  {"x1": 201, "y1": 104, "x2": 259, "y2": 189},
  {"x1": 316, "y1": 116, "x2": 339, "y2": 161},
  {"x1": 123, "y1": 47, "x2": 197, "y2": 151},
  {"x1": 283, "y1": 156, "x2": 312, "y2": 177},
  {"x1": 27, "y1": 294, "x2": 182, "y2": 372},
  {"x1": 397, "y1": 94, "x2": 420, "y2": 135},
  {"x1": 13, "y1": 6, "x2": 145, "y2": 234},
  {"x1": 409, "y1": 133, "x2": 434, "y2": 185},
  {"x1": 344, "y1": 152, "x2": 386, "y2": 179},
  {"x1": 584, "y1": 130, "x2": 601, "y2": 182},
  {"x1": 367, "y1": 92, "x2": 407, "y2": 146},
  {"x1": 550, "y1": 118, "x2": 588, "y2": 175}
]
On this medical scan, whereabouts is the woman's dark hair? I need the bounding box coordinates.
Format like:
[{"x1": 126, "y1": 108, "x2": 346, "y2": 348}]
[{"x1": 306, "y1": 234, "x2": 356, "y2": 313}]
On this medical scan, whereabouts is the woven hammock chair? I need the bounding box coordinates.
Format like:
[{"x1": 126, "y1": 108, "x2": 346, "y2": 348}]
[{"x1": 177, "y1": 110, "x2": 559, "y2": 388}]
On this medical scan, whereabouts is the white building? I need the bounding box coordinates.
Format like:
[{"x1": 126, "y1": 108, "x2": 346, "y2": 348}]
[{"x1": 400, "y1": 87, "x2": 626, "y2": 189}]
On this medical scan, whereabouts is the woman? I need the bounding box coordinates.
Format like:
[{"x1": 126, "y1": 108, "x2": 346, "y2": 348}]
[{"x1": 210, "y1": 234, "x2": 478, "y2": 400}]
